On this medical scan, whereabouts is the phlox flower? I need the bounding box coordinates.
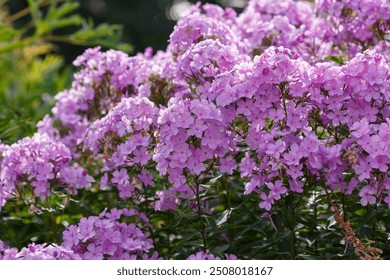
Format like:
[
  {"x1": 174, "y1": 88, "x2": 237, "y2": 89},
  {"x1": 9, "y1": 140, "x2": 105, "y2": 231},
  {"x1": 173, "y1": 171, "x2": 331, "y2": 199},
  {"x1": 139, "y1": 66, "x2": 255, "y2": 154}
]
[
  {"x1": 259, "y1": 192, "x2": 274, "y2": 211},
  {"x1": 267, "y1": 180, "x2": 288, "y2": 200}
]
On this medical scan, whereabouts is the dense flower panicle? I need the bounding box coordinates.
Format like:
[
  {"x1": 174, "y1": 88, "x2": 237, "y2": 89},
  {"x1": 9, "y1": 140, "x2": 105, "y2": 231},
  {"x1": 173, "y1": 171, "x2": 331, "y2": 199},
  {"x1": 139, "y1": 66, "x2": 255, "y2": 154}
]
[
  {"x1": 152, "y1": 98, "x2": 236, "y2": 209},
  {"x1": 61, "y1": 208, "x2": 157, "y2": 260},
  {"x1": 82, "y1": 96, "x2": 158, "y2": 156},
  {"x1": 177, "y1": 38, "x2": 241, "y2": 84},
  {"x1": 0, "y1": 133, "x2": 94, "y2": 206},
  {"x1": 237, "y1": 0, "x2": 390, "y2": 61},
  {"x1": 237, "y1": 0, "x2": 317, "y2": 56},
  {"x1": 186, "y1": 251, "x2": 238, "y2": 260},
  {"x1": 37, "y1": 0, "x2": 389, "y2": 212},
  {"x1": 155, "y1": 98, "x2": 232, "y2": 178},
  {"x1": 0, "y1": 208, "x2": 160, "y2": 260},
  {"x1": 315, "y1": 0, "x2": 390, "y2": 58},
  {"x1": 233, "y1": 48, "x2": 388, "y2": 209},
  {"x1": 81, "y1": 96, "x2": 159, "y2": 199},
  {"x1": 38, "y1": 47, "x2": 175, "y2": 151},
  {"x1": 0, "y1": 243, "x2": 81, "y2": 260},
  {"x1": 168, "y1": 9, "x2": 239, "y2": 56}
]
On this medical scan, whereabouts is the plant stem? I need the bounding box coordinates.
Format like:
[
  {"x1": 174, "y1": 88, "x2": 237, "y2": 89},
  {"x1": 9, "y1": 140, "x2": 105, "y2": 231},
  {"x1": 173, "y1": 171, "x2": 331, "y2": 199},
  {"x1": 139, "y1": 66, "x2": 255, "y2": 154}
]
[
  {"x1": 195, "y1": 177, "x2": 207, "y2": 249},
  {"x1": 222, "y1": 174, "x2": 232, "y2": 210},
  {"x1": 290, "y1": 207, "x2": 296, "y2": 259}
]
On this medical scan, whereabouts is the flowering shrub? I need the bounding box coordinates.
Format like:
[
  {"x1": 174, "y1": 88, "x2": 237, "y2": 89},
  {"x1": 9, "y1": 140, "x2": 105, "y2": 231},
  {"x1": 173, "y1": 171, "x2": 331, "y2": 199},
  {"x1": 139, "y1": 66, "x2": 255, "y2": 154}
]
[
  {"x1": 1, "y1": 0, "x2": 389, "y2": 260},
  {"x1": 0, "y1": 133, "x2": 93, "y2": 206}
]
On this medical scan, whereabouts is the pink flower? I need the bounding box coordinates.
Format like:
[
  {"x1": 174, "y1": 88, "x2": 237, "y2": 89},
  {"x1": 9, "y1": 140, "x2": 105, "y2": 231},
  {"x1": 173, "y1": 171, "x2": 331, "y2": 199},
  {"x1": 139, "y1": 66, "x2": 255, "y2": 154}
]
[
  {"x1": 259, "y1": 192, "x2": 274, "y2": 211},
  {"x1": 111, "y1": 168, "x2": 129, "y2": 185},
  {"x1": 267, "y1": 180, "x2": 288, "y2": 200},
  {"x1": 133, "y1": 147, "x2": 151, "y2": 165},
  {"x1": 187, "y1": 119, "x2": 208, "y2": 138},
  {"x1": 138, "y1": 169, "x2": 154, "y2": 187},
  {"x1": 266, "y1": 139, "x2": 286, "y2": 158},
  {"x1": 359, "y1": 186, "x2": 376, "y2": 206},
  {"x1": 351, "y1": 118, "x2": 370, "y2": 139},
  {"x1": 220, "y1": 156, "x2": 237, "y2": 175},
  {"x1": 84, "y1": 244, "x2": 103, "y2": 260},
  {"x1": 118, "y1": 183, "x2": 135, "y2": 199},
  {"x1": 100, "y1": 172, "x2": 108, "y2": 190}
]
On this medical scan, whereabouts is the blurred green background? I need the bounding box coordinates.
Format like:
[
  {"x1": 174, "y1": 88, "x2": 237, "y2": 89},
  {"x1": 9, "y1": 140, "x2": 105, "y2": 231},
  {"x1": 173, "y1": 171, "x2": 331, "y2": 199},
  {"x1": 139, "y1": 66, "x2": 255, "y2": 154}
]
[{"x1": 6, "y1": 0, "x2": 246, "y2": 61}]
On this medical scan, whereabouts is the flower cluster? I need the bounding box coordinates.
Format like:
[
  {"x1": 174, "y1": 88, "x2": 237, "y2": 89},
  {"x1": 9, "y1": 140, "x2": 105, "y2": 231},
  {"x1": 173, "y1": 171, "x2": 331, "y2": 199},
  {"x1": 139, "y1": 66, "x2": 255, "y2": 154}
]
[
  {"x1": 0, "y1": 208, "x2": 159, "y2": 260},
  {"x1": 34, "y1": 0, "x2": 389, "y2": 213},
  {"x1": 237, "y1": 0, "x2": 322, "y2": 60},
  {"x1": 0, "y1": 133, "x2": 93, "y2": 206},
  {"x1": 237, "y1": 0, "x2": 390, "y2": 61},
  {"x1": 315, "y1": 0, "x2": 390, "y2": 58},
  {"x1": 61, "y1": 208, "x2": 158, "y2": 260},
  {"x1": 0, "y1": 243, "x2": 81, "y2": 260},
  {"x1": 81, "y1": 96, "x2": 159, "y2": 198},
  {"x1": 153, "y1": 98, "x2": 235, "y2": 210},
  {"x1": 37, "y1": 47, "x2": 175, "y2": 151},
  {"x1": 187, "y1": 251, "x2": 237, "y2": 260}
]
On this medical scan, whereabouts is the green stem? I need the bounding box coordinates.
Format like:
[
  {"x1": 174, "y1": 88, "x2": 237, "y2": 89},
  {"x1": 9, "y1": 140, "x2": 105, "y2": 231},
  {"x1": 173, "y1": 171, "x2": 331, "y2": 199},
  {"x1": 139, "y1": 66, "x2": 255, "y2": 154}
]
[
  {"x1": 188, "y1": 175, "x2": 207, "y2": 250},
  {"x1": 290, "y1": 227, "x2": 296, "y2": 259},
  {"x1": 314, "y1": 189, "x2": 318, "y2": 252},
  {"x1": 195, "y1": 177, "x2": 207, "y2": 249},
  {"x1": 222, "y1": 174, "x2": 232, "y2": 209},
  {"x1": 372, "y1": 203, "x2": 377, "y2": 241},
  {"x1": 222, "y1": 174, "x2": 235, "y2": 252}
]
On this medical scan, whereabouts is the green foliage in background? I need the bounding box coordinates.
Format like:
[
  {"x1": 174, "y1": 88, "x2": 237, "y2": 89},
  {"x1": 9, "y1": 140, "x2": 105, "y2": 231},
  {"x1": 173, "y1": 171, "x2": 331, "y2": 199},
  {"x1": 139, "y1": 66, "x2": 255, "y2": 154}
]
[
  {"x1": 1, "y1": 0, "x2": 389, "y2": 261},
  {"x1": 0, "y1": 0, "x2": 132, "y2": 144}
]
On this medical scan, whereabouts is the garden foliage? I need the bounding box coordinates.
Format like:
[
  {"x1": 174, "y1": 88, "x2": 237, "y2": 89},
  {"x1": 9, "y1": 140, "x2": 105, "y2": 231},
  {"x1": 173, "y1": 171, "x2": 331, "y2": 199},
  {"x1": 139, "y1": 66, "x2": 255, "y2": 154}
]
[
  {"x1": 0, "y1": 0, "x2": 390, "y2": 260},
  {"x1": 0, "y1": 0, "x2": 131, "y2": 143}
]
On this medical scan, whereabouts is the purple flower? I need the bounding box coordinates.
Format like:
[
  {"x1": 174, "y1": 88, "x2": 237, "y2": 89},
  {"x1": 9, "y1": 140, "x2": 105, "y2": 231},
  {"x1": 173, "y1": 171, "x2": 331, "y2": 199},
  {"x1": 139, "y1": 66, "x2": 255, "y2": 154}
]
[
  {"x1": 267, "y1": 180, "x2": 288, "y2": 200},
  {"x1": 354, "y1": 160, "x2": 372, "y2": 181},
  {"x1": 219, "y1": 156, "x2": 237, "y2": 175},
  {"x1": 0, "y1": 133, "x2": 92, "y2": 206},
  {"x1": 106, "y1": 208, "x2": 123, "y2": 221},
  {"x1": 259, "y1": 192, "x2": 274, "y2": 211},
  {"x1": 359, "y1": 185, "x2": 376, "y2": 206},
  {"x1": 1, "y1": 243, "x2": 80, "y2": 260},
  {"x1": 351, "y1": 118, "x2": 371, "y2": 139},
  {"x1": 111, "y1": 168, "x2": 129, "y2": 185},
  {"x1": 186, "y1": 251, "x2": 238, "y2": 260},
  {"x1": 133, "y1": 147, "x2": 151, "y2": 165},
  {"x1": 187, "y1": 120, "x2": 208, "y2": 138},
  {"x1": 100, "y1": 172, "x2": 109, "y2": 190},
  {"x1": 77, "y1": 217, "x2": 97, "y2": 242},
  {"x1": 266, "y1": 140, "x2": 286, "y2": 158},
  {"x1": 62, "y1": 225, "x2": 79, "y2": 248},
  {"x1": 118, "y1": 183, "x2": 135, "y2": 199},
  {"x1": 84, "y1": 244, "x2": 103, "y2": 260},
  {"x1": 138, "y1": 169, "x2": 154, "y2": 187},
  {"x1": 61, "y1": 209, "x2": 158, "y2": 260}
]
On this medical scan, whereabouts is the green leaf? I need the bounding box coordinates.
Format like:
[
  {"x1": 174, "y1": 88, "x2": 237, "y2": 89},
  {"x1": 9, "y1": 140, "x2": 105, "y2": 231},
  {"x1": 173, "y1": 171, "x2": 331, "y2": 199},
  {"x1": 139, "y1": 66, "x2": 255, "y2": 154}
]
[
  {"x1": 211, "y1": 244, "x2": 230, "y2": 254},
  {"x1": 27, "y1": 0, "x2": 42, "y2": 25},
  {"x1": 215, "y1": 209, "x2": 232, "y2": 227},
  {"x1": 203, "y1": 215, "x2": 218, "y2": 230},
  {"x1": 39, "y1": 15, "x2": 83, "y2": 35},
  {"x1": 46, "y1": 1, "x2": 80, "y2": 21},
  {"x1": 325, "y1": 55, "x2": 344, "y2": 65}
]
